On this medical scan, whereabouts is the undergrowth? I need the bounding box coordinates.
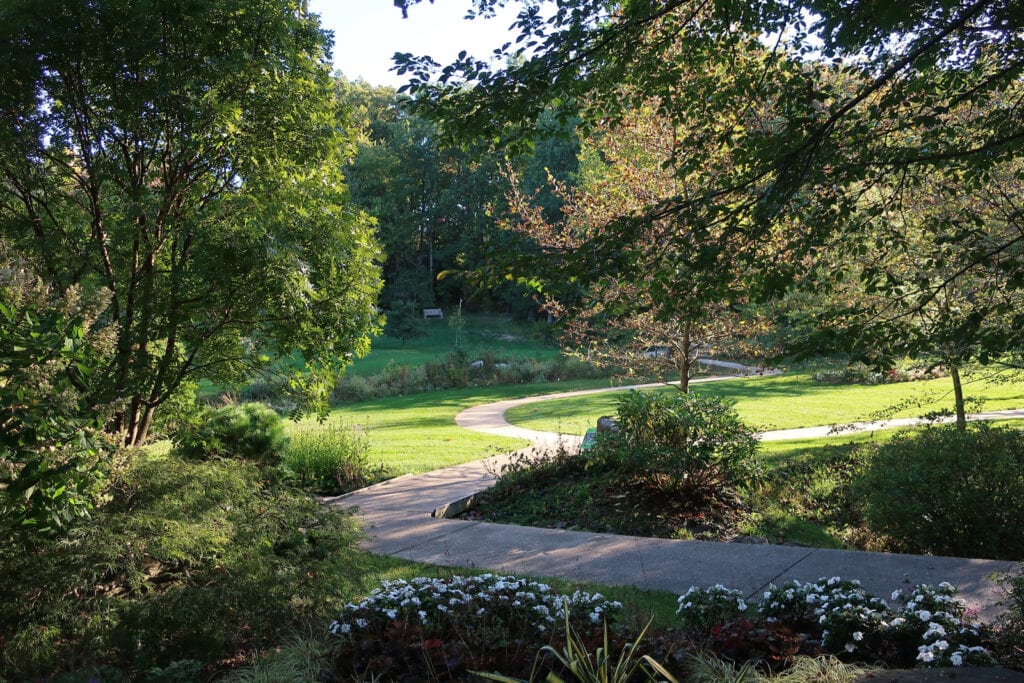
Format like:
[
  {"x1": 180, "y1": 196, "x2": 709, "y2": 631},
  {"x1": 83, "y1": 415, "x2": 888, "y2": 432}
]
[{"x1": 0, "y1": 449, "x2": 367, "y2": 680}]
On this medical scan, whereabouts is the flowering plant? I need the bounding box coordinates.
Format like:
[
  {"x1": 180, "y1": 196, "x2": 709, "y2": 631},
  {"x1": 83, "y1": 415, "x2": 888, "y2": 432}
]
[
  {"x1": 888, "y1": 583, "x2": 995, "y2": 667},
  {"x1": 679, "y1": 577, "x2": 995, "y2": 668},
  {"x1": 329, "y1": 573, "x2": 622, "y2": 651},
  {"x1": 676, "y1": 584, "x2": 751, "y2": 631}
]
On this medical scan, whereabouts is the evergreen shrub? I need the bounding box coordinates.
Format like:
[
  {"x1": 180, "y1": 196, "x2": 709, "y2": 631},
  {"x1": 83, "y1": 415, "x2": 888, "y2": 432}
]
[
  {"x1": 172, "y1": 402, "x2": 288, "y2": 466},
  {"x1": 853, "y1": 425, "x2": 1024, "y2": 559}
]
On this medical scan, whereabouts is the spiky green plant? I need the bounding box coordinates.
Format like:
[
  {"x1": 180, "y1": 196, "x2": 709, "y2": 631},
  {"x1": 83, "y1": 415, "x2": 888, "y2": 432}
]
[{"x1": 474, "y1": 606, "x2": 678, "y2": 683}]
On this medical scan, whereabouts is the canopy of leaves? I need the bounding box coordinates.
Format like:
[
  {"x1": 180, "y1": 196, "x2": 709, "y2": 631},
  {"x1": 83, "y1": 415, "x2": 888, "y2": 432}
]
[
  {"x1": 0, "y1": 0, "x2": 383, "y2": 443},
  {"x1": 395, "y1": 0, "x2": 1024, "y2": 367}
]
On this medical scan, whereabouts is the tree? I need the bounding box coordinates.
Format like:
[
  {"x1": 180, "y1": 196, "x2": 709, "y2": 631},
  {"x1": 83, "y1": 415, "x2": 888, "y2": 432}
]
[
  {"x1": 0, "y1": 0, "x2": 382, "y2": 445},
  {"x1": 341, "y1": 76, "x2": 555, "y2": 316},
  {"x1": 503, "y1": 100, "x2": 770, "y2": 391},
  {"x1": 806, "y1": 150, "x2": 1024, "y2": 429},
  {"x1": 394, "y1": 0, "x2": 1024, "y2": 358}
]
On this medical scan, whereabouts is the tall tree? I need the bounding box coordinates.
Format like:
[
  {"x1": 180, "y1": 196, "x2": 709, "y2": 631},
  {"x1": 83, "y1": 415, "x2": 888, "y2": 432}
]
[
  {"x1": 395, "y1": 0, "x2": 1024, "y2": 344},
  {"x1": 0, "y1": 0, "x2": 382, "y2": 445}
]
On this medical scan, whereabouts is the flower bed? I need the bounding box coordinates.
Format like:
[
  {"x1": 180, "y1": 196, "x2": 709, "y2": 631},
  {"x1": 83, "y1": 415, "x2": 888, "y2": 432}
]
[{"x1": 324, "y1": 574, "x2": 1006, "y2": 681}]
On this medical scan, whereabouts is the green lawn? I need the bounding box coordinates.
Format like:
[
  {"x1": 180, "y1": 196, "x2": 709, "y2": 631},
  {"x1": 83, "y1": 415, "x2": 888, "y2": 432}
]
[
  {"x1": 504, "y1": 370, "x2": 1024, "y2": 436},
  {"x1": 297, "y1": 378, "x2": 618, "y2": 475},
  {"x1": 347, "y1": 313, "x2": 561, "y2": 377}
]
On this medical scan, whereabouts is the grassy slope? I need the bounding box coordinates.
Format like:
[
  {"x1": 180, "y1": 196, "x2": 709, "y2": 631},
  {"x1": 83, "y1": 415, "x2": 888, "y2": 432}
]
[
  {"x1": 299, "y1": 378, "x2": 617, "y2": 475},
  {"x1": 505, "y1": 370, "x2": 1024, "y2": 436},
  {"x1": 347, "y1": 313, "x2": 560, "y2": 377}
]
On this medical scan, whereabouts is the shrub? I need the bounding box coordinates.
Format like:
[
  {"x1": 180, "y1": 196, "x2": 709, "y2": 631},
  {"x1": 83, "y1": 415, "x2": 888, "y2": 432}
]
[
  {"x1": 281, "y1": 423, "x2": 386, "y2": 494},
  {"x1": 1, "y1": 254, "x2": 116, "y2": 537},
  {"x1": 995, "y1": 572, "x2": 1024, "y2": 670},
  {"x1": 676, "y1": 585, "x2": 751, "y2": 632},
  {"x1": 852, "y1": 425, "x2": 1024, "y2": 559},
  {"x1": 173, "y1": 402, "x2": 289, "y2": 466},
  {"x1": 424, "y1": 348, "x2": 472, "y2": 389},
  {"x1": 332, "y1": 353, "x2": 606, "y2": 403},
  {"x1": 593, "y1": 391, "x2": 760, "y2": 498},
  {"x1": 812, "y1": 362, "x2": 946, "y2": 385},
  {"x1": 754, "y1": 578, "x2": 993, "y2": 666},
  {"x1": 0, "y1": 450, "x2": 363, "y2": 678}
]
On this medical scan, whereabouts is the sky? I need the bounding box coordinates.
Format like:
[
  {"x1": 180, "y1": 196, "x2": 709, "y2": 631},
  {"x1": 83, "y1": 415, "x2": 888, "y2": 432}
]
[{"x1": 307, "y1": 1, "x2": 524, "y2": 89}]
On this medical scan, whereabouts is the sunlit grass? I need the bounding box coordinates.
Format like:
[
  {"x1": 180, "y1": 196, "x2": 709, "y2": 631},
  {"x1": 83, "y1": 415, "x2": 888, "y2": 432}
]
[
  {"x1": 348, "y1": 313, "x2": 561, "y2": 377},
  {"x1": 301, "y1": 378, "x2": 617, "y2": 475},
  {"x1": 505, "y1": 369, "x2": 1024, "y2": 436}
]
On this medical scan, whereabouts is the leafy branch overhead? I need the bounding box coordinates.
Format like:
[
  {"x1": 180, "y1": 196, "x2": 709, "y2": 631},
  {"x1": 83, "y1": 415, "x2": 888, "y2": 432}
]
[{"x1": 394, "y1": 0, "x2": 1024, "y2": 391}]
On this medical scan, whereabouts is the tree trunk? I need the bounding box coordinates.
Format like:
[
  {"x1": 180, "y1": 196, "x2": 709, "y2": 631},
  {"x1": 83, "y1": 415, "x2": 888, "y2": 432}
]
[
  {"x1": 950, "y1": 365, "x2": 967, "y2": 430},
  {"x1": 677, "y1": 321, "x2": 692, "y2": 393}
]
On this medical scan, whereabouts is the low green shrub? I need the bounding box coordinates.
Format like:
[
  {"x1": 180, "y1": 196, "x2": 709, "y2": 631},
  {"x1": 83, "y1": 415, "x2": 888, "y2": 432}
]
[
  {"x1": 424, "y1": 347, "x2": 472, "y2": 389},
  {"x1": 281, "y1": 423, "x2": 387, "y2": 494},
  {"x1": 593, "y1": 391, "x2": 760, "y2": 499},
  {"x1": 757, "y1": 578, "x2": 992, "y2": 667},
  {"x1": 172, "y1": 402, "x2": 288, "y2": 466},
  {"x1": 812, "y1": 361, "x2": 946, "y2": 385},
  {"x1": 0, "y1": 449, "x2": 364, "y2": 679},
  {"x1": 852, "y1": 425, "x2": 1024, "y2": 559},
  {"x1": 676, "y1": 585, "x2": 751, "y2": 633}
]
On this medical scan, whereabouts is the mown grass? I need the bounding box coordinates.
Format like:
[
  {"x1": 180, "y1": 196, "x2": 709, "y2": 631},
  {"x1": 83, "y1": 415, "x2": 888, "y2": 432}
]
[
  {"x1": 299, "y1": 377, "x2": 618, "y2": 475},
  {"x1": 504, "y1": 369, "x2": 1024, "y2": 436},
  {"x1": 347, "y1": 313, "x2": 560, "y2": 377}
]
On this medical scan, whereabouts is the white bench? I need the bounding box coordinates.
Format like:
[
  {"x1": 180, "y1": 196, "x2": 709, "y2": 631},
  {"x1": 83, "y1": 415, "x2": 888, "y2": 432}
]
[{"x1": 422, "y1": 307, "x2": 444, "y2": 319}]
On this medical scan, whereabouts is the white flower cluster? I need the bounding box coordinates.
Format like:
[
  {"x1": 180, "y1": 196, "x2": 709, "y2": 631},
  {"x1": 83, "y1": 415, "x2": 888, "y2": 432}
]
[
  {"x1": 328, "y1": 574, "x2": 622, "y2": 645},
  {"x1": 890, "y1": 583, "x2": 994, "y2": 667},
  {"x1": 674, "y1": 577, "x2": 994, "y2": 668},
  {"x1": 676, "y1": 584, "x2": 750, "y2": 630},
  {"x1": 758, "y1": 577, "x2": 889, "y2": 655}
]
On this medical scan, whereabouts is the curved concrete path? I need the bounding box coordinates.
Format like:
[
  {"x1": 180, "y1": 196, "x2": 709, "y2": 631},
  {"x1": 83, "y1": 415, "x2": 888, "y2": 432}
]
[
  {"x1": 331, "y1": 373, "x2": 1024, "y2": 622},
  {"x1": 456, "y1": 378, "x2": 1024, "y2": 444}
]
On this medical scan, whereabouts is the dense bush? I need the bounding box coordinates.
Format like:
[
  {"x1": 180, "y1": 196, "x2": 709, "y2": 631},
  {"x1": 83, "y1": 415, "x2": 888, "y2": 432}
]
[
  {"x1": 281, "y1": 422, "x2": 387, "y2": 494},
  {"x1": 852, "y1": 425, "x2": 1024, "y2": 559},
  {"x1": 172, "y1": 402, "x2": 288, "y2": 466},
  {"x1": 753, "y1": 578, "x2": 993, "y2": 667},
  {"x1": 0, "y1": 449, "x2": 364, "y2": 679},
  {"x1": 1, "y1": 253, "x2": 115, "y2": 537},
  {"x1": 594, "y1": 391, "x2": 760, "y2": 498},
  {"x1": 995, "y1": 572, "x2": 1024, "y2": 670},
  {"x1": 225, "y1": 575, "x2": 998, "y2": 681}
]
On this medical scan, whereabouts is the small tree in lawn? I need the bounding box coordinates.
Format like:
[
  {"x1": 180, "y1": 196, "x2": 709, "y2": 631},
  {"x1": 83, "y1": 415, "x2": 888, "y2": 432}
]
[
  {"x1": 502, "y1": 101, "x2": 772, "y2": 392},
  {"x1": 386, "y1": 300, "x2": 427, "y2": 346},
  {"x1": 805, "y1": 143, "x2": 1024, "y2": 429}
]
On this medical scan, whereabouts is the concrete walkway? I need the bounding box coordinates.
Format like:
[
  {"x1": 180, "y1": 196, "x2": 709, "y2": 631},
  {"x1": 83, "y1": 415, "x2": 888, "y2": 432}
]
[{"x1": 330, "y1": 376, "x2": 1024, "y2": 622}]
